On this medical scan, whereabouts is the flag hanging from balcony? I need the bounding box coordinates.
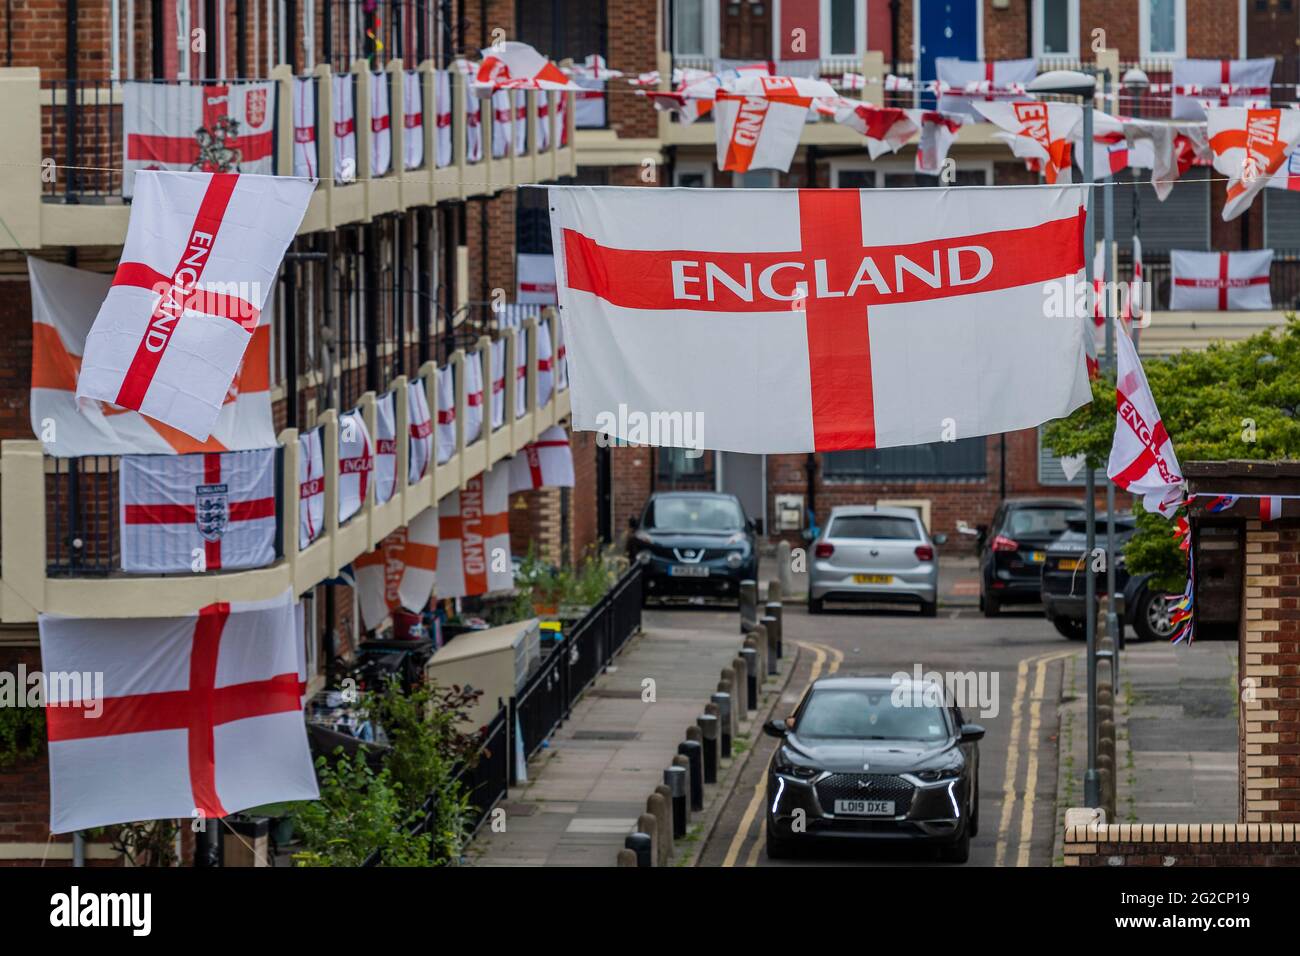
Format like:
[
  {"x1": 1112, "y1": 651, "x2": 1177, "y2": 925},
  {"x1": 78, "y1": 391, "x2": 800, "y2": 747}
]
[
  {"x1": 403, "y1": 69, "x2": 424, "y2": 170},
  {"x1": 354, "y1": 509, "x2": 440, "y2": 629},
  {"x1": 370, "y1": 71, "x2": 393, "y2": 176},
  {"x1": 509, "y1": 426, "x2": 575, "y2": 493},
  {"x1": 299, "y1": 426, "x2": 325, "y2": 550},
  {"x1": 333, "y1": 73, "x2": 358, "y2": 183},
  {"x1": 464, "y1": 353, "x2": 485, "y2": 444},
  {"x1": 39, "y1": 592, "x2": 317, "y2": 834},
  {"x1": 28, "y1": 257, "x2": 276, "y2": 456},
  {"x1": 292, "y1": 76, "x2": 318, "y2": 179},
  {"x1": 974, "y1": 101, "x2": 1081, "y2": 184},
  {"x1": 435, "y1": 70, "x2": 453, "y2": 167},
  {"x1": 549, "y1": 183, "x2": 1091, "y2": 454},
  {"x1": 436, "y1": 365, "x2": 457, "y2": 464},
  {"x1": 1171, "y1": 58, "x2": 1274, "y2": 121},
  {"x1": 491, "y1": 89, "x2": 514, "y2": 158},
  {"x1": 514, "y1": 90, "x2": 530, "y2": 156},
  {"x1": 409, "y1": 379, "x2": 434, "y2": 483},
  {"x1": 74, "y1": 171, "x2": 313, "y2": 443},
  {"x1": 1206, "y1": 107, "x2": 1300, "y2": 220},
  {"x1": 374, "y1": 390, "x2": 399, "y2": 505},
  {"x1": 122, "y1": 80, "x2": 277, "y2": 198},
  {"x1": 1170, "y1": 249, "x2": 1274, "y2": 311},
  {"x1": 714, "y1": 76, "x2": 836, "y2": 174},
  {"x1": 1107, "y1": 327, "x2": 1184, "y2": 519},
  {"x1": 1268, "y1": 149, "x2": 1300, "y2": 191},
  {"x1": 466, "y1": 89, "x2": 484, "y2": 162},
  {"x1": 517, "y1": 253, "x2": 558, "y2": 304},
  {"x1": 537, "y1": 319, "x2": 556, "y2": 407},
  {"x1": 339, "y1": 408, "x2": 374, "y2": 523},
  {"x1": 935, "y1": 58, "x2": 1038, "y2": 121},
  {"x1": 436, "y1": 466, "x2": 512, "y2": 599}
]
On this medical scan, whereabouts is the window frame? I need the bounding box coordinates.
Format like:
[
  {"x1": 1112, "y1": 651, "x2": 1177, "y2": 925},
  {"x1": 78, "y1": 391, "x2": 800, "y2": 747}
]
[
  {"x1": 828, "y1": 157, "x2": 994, "y2": 188},
  {"x1": 673, "y1": 161, "x2": 715, "y2": 188},
  {"x1": 673, "y1": 0, "x2": 720, "y2": 60},
  {"x1": 818, "y1": 0, "x2": 867, "y2": 60},
  {"x1": 1139, "y1": 0, "x2": 1186, "y2": 59},
  {"x1": 1033, "y1": 0, "x2": 1080, "y2": 60}
]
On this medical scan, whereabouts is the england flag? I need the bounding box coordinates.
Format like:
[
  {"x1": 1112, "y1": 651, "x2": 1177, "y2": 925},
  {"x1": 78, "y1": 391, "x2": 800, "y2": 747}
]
[
  {"x1": 371, "y1": 71, "x2": 392, "y2": 176},
  {"x1": 715, "y1": 75, "x2": 836, "y2": 173},
  {"x1": 975, "y1": 101, "x2": 1082, "y2": 184},
  {"x1": 1207, "y1": 107, "x2": 1300, "y2": 220},
  {"x1": 299, "y1": 426, "x2": 325, "y2": 550},
  {"x1": 292, "y1": 76, "x2": 318, "y2": 179},
  {"x1": 1172, "y1": 58, "x2": 1274, "y2": 121},
  {"x1": 339, "y1": 408, "x2": 373, "y2": 523},
  {"x1": 1107, "y1": 328, "x2": 1183, "y2": 518},
  {"x1": 408, "y1": 379, "x2": 434, "y2": 484},
  {"x1": 435, "y1": 70, "x2": 453, "y2": 167},
  {"x1": 509, "y1": 426, "x2": 575, "y2": 493},
  {"x1": 1170, "y1": 249, "x2": 1274, "y2": 311},
  {"x1": 935, "y1": 58, "x2": 1038, "y2": 120},
  {"x1": 354, "y1": 508, "x2": 440, "y2": 629},
  {"x1": 403, "y1": 69, "x2": 424, "y2": 170},
  {"x1": 333, "y1": 73, "x2": 358, "y2": 183},
  {"x1": 374, "y1": 390, "x2": 400, "y2": 505},
  {"x1": 476, "y1": 41, "x2": 580, "y2": 91},
  {"x1": 436, "y1": 466, "x2": 513, "y2": 599},
  {"x1": 832, "y1": 102, "x2": 919, "y2": 158},
  {"x1": 436, "y1": 365, "x2": 457, "y2": 464}
]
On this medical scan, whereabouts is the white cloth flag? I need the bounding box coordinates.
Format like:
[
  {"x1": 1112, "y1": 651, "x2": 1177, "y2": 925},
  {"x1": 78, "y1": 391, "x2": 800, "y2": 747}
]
[
  {"x1": 338, "y1": 408, "x2": 373, "y2": 523},
  {"x1": 403, "y1": 69, "x2": 424, "y2": 170},
  {"x1": 715, "y1": 75, "x2": 836, "y2": 173},
  {"x1": 435, "y1": 70, "x2": 453, "y2": 167},
  {"x1": 464, "y1": 352, "x2": 485, "y2": 444},
  {"x1": 374, "y1": 390, "x2": 399, "y2": 505},
  {"x1": 1268, "y1": 149, "x2": 1300, "y2": 191},
  {"x1": 574, "y1": 76, "x2": 606, "y2": 127},
  {"x1": 1206, "y1": 107, "x2": 1300, "y2": 220},
  {"x1": 28, "y1": 257, "x2": 276, "y2": 456},
  {"x1": 910, "y1": 110, "x2": 965, "y2": 176},
  {"x1": 517, "y1": 253, "x2": 558, "y2": 304},
  {"x1": 936, "y1": 58, "x2": 1038, "y2": 121},
  {"x1": 371, "y1": 71, "x2": 392, "y2": 176},
  {"x1": 408, "y1": 379, "x2": 434, "y2": 483},
  {"x1": 40, "y1": 593, "x2": 318, "y2": 834},
  {"x1": 122, "y1": 80, "x2": 276, "y2": 198},
  {"x1": 332, "y1": 73, "x2": 358, "y2": 183},
  {"x1": 1170, "y1": 249, "x2": 1274, "y2": 311},
  {"x1": 509, "y1": 425, "x2": 575, "y2": 493},
  {"x1": 975, "y1": 101, "x2": 1082, "y2": 184},
  {"x1": 832, "y1": 101, "x2": 918, "y2": 158},
  {"x1": 1107, "y1": 328, "x2": 1183, "y2": 518},
  {"x1": 292, "y1": 76, "x2": 318, "y2": 179},
  {"x1": 120, "y1": 448, "x2": 276, "y2": 573},
  {"x1": 298, "y1": 425, "x2": 325, "y2": 550},
  {"x1": 537, "y1": 319, "x2": 555, "y2": 407},
  {"x1": 435, "y1": 466, "x2": 512, "y2": 599},
  {"x1": 436, "y1": 365, "x2": 456, "y2": 464},
  {"x1": 514, "y1": 90, "x2": 529, "y2": 156},
  {"x1": 491, "y1": 89, "x2": 513, "y2": 158},
  {"x1": 1122, "y1": 119, "x2": 1211, "y2": 200},
  {"x1": 1172, "y1": 58, "x2": 1274, "y2": 121},
  {"x1": 354, "y1": 509, "x2": 440, "y2": 629},
  {"x1": 549, "y1": 184, "x2": 1091, "y2": 454},
  {"x1": 476, "y1": 41, "x2": 580, "y2": 91},
  {"x1": 466, "y1": 90, "x2": 484, "y2": 162},
  {"x1": 76, "y1": 171, "x2": 313, "y2": 442}
]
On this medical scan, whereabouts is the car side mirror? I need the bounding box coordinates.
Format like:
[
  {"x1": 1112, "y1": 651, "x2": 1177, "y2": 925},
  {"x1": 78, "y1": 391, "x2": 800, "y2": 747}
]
[
  {"x1": 960, "y1": 723, "x2": 985, "y2": 743},
  {"x1": 763, "y1": 718, "x2": 789, "y2": 738},
  {"x1": 932, "y1": 532, "x2": 948, "y2": 545},
  {"x1": 628, "y1": 516, "x2": 639, "y2": 531}
]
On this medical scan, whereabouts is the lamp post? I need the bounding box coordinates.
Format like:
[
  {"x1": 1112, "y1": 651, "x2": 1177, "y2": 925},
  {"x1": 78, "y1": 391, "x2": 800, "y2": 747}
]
[{"x1": 1027, "y1": 68, "x2": 1103, "y2": 809}]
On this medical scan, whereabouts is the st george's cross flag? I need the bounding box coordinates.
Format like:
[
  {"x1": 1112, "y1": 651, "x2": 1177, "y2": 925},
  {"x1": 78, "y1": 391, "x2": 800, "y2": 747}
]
[
  {"x1": 911, "y1": 110, "x2": 966, "y2": 176},
  {"x1": 1206, "y1": 107, "x2": 1300, "y2": 220},
  {"x1": 120, "y1": 448, "x2": 276, "y2": 573},
  {"x1": 509, "y1": 425, "x2": 575, "y2": 493},
  {"x1": 464, "y1": 350, "x2": 486, "y2": 443},
  {"x1": 1170, "y1": 249, "x2": 1274, "y2": 311},
  {"x1": 832, "y1": 101, "x2": 919, "y2": 159},
  {"x1": 374, "y1": 390, "x2": 400, "y2": 505},
  {"x1": 1122, "y1": 119, "x2": 1212, "y2": 200},
  {"x1": 298, "y1": 425, "x2": 326, "y2": 550},
  {"x1": 935, "y1": 58, "x2": 1038, "y2": 120},
  {"x1": 39, "y1": 593, "x2": 317, "y2": 833},
  {"x1": 353, "y1": 509, "x2": 440, "y2": 628},
  {"x1": 1269, "y1": 149, "x2": 1300, "y2": 191},
  {"x1": 975, "y1": 101, "x2": 1082, "y2": 184},
  {"x1": 435, "y1": 70, "x2": 453, "y2": 167},
  {"x1": 339, "y1": 408, "x2": 374, "y2": 523},
  {"x1": 549, "y1": 184, "x2": 1091, "y2": 454},
  {"x1": 403, "y1": 70, "x2": 424, "y2": 170},
  {"x1": 292, "y1": 76, "x2": 318, "y2": 179},
  {"x1": 436, "y1": 365, "x2": 457, "y2": 464},
  {"x1": 333, "y1": 73, "x2": 358, "y2": 183},
  {"x1": 408, "y1": 379, "x2": 435, "y2": 484},
  {"x1": 476, "y1": 41, "x2": 581, "y2": 91},
  {"x1": 75, "y1": 171, "x2": 313, "y2": 442},
  {"x1": 370, "y1": 70, "x2": 393, "y2": 177},
  {"x1": 436, "y1": 466, "x2": 512, "y2": 599},
  {"x1": 715, "y1": 75, "x2": 837, "y2": 173},
  {"x1": 1107, "y1": 327, "x2": 1183, "y2": 518},
  {"x1": 1171, "y1": 58, "x2": 1274, "y2": 121}
]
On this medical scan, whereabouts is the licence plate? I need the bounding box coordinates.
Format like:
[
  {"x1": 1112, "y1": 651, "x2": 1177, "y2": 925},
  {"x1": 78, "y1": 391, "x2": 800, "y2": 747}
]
[
  {"x1": 853, "y1": 574, "x2": 893, "y2": 584},
  {"x1": 1059, "y1": 558, "x2": 1083, "y2": 571},
  {"x1": 833, "y1": 799, "x2": 895, "y2": 817},
  {"x1": 1028, "y1": 551, "x2": 1046, "y2": 563},
  {"x1": 670, "y1": 565, "x2": 709, "y2": 577}
]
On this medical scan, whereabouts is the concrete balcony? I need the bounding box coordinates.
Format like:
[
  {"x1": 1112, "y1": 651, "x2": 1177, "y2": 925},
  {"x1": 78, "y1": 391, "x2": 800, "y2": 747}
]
[
  {"x1": 0, "y1": 314, "x2": 568, "y2": 622},
  {"x1": 0, "y1": 61, "x2": 578, "y2": 250}
]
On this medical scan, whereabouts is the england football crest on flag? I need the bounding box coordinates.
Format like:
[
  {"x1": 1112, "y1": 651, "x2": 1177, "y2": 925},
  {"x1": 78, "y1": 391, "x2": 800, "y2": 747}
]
[
  {"x1": 246, "y1": 87, "x2": 269, "y2": 127},
  {"x1": 195, "y1": 482, "x2": 230, "y2": 541}
]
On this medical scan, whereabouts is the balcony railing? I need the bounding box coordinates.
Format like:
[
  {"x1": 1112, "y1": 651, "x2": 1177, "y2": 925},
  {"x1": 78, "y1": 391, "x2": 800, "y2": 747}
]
[{"x1": 1, "y1": 312, "x2": 569, "y2": 622}]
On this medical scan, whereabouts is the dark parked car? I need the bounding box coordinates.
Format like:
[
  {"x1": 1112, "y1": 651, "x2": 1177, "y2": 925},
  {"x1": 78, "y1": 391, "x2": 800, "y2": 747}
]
[
  {"x1": 763, "y1": 676, "x2": 983, "y2": 863},
  {"x1": 1041, "y1": 514, "x2": 1175, "y2": 642},
  {"x1": 627, "y1": 492, "x2": 759, "y2": 604},
  {"x1": 978, "y1": 498, "x2": 1085, "y2": 615}
]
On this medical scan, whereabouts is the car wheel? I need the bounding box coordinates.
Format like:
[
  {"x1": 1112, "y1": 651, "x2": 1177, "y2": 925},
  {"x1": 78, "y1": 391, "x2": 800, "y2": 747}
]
[
  {"x1": 808, "y1": 595, "x2": 824, "y2": 615},
  {"x1": 1052, "y1": 617, "x2": 1086, "y2": 640},
  {"x1": 920, "y1": 600, "x2": 938, "y2": 618},
  {"x1": 982, "y1": 593, "x2": 1000, "y2": 617},
  {"x1": 939, "y1": 823, "x2": 971, "y2": 864},
  {"x1": 1132, "y1": 589, "x2": 1175, "y2": 642},
  {"x1": 765, "y1": 822, "x2": 796, "y2": 860}
]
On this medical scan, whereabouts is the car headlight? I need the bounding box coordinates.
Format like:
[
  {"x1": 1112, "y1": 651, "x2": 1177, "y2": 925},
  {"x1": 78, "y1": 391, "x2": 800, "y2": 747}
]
[
  {"x1": 725, "y1": 551, "x2": 744, "y2": 568},
  {"x1": 773, "y1": 748, "x2": 820, "y2": 780},
  {"x1": 634, "y1": 530, "x2": 653, "y2": 545},
  {"x1": 635, "y1": 549, "x2": 652, "y2": 566},
  {"x1": 914, "y1": 765, "x2": 963, "y2": 783}
]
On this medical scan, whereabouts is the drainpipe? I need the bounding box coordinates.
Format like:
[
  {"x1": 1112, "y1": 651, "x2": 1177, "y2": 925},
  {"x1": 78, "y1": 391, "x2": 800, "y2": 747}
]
[
  {"x1": 889, "y1": 0, "x2": 900, "y2": 76},
  {"x1": 236, "y1": 0, "x2": 247, "y2": 76},
  {"x1": 151, "y1": 0, "x2": 164, "y2": 78},
  {"x1": 65, "y1": 0, "x2": 78, "y2": 204},
  {"x1": 204, "y1": 0, "x2": 219, "y2": 79},
  {"x1": 364, "y1": 222, "x2": 382, "y2": 393},
  {"x1": 417, "y1": 207, "x2": 432, "y2": 365},
  {"x1": 804, "y1": 453, "x2": 816, "y2": 536}
]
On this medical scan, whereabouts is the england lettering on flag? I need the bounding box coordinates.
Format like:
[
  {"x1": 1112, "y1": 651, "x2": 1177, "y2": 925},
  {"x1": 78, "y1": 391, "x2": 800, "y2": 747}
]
[
  {"x1": 403, "y1": 69, "x2": 424, "y2": 170},
  {"x1": 299, "y1": 426, "x2": 325, "y2": 550},
  {"x1": 339, "y1": 408, "x2": 374, "y2": 523},
  {"x1": 333, "y1": 73, "x2": 358, "y2": 183},
  {"x1": 436, "y1": 365, "x2": 457, "y2": 464},
  {"x1": 371, "y1": 71, "x2": 393, "y2": 176},
  {"x1": 122, "y1": 80, "x2": 276, "y2": 197},
  {"x1": 1107, "y1": 327, "x2": 1183, "y2": 518},
  {"x1": 435, "y1": 70, "x2": 453, "y2": 167},
  {"x1": 549, "y1": 184, "x2": 1091, "y2": 454},
  {"x1": 1170, "y1": 249, "x2": 1274, "y2": 311},
  {"x1": 121, "y1": 448, "x2": 276, "y2": 573},
  {"x1": 292, "y1": 76, "x2": 318, "y2": 179},
  {"x1": 935, "y1": 58, "x2": 1038, "y2": 120},
  {"x1": 975, "y1": 101, "x2": 1082, "y2": 184},
  {"x1": 1206, "y1": 107, "x2": 1300, "y2": 220},
  {"x1": 39, "y1": 593, "x2": 318, "y2": 834},
  {"x1": 1172, "y1": 58, "x2": 1274, "y2": 121},
  {"x1": 354, "y1": 509, "x2": 440, "y2": 629},
  {"x1": 408, "y1": 379, "x2": 434, "y2": 483},
  {"x1": 436, "y1": 466, "x2": 512, "y2": 599},
  {"x1": 75, "y1": 171, "x2": 313, "y2": 442},
  {"x1": 374, "y1": 390, "x2": 400, "y2": 504},
  {"x1": 509, "y1": 425, "x2": 576, "y2": 493},
  {"x1": 715, "y1": 76, "x2": 836, "y2": 173}
]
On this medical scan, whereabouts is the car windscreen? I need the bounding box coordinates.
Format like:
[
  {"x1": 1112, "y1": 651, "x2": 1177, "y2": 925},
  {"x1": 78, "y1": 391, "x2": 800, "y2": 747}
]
[
  {"x1": 647, "y1": 497, "x2": 745, "y2": 532},
  {"x1": 828, "y1": 515, "x2": 920, "y2": 540},
  {"x1": 796, "y1": 688, "x2": 949, "y2": 741},
  {"x1": 1005, "y1": 507, "x2": 1082, "y2": 537}
]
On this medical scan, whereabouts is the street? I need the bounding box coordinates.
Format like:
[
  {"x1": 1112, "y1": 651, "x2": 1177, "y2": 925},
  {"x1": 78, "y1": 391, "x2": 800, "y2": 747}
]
[{"x1": 694, "y1": 603, "x2": 1073, "y2": 867}]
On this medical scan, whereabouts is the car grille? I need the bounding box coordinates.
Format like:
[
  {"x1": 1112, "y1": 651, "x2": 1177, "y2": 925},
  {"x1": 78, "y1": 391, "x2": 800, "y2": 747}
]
[{"x1": 814, "y1": 773, "x2": 916, "y2": 812}]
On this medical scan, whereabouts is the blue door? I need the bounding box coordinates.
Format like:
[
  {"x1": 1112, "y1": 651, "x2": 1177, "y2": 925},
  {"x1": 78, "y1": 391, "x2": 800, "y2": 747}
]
[{"x1": 918, "y1": 0, "x2": 979, "y2": 107}]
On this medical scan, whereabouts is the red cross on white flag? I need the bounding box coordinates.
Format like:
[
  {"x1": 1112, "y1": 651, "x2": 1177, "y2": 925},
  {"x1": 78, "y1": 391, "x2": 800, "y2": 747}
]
[
  {"x1": 550, "y1": 184, "x2": 1091, "y2": 454},
  {"x1": 39, "y1": 593, "x2": 317, "y2": 834},
  {"x1": 1172, "y1": 59, "x2": 1275, "y2": 121},
  {"x1": 1170, "y1": 249, "x2": 1274, "y2": 311},
  {"x1": 975, "y1": 101, "x2": 1082, "y2": 184},
  {"x1": 299, "y1": 426, "x2": 326, "y2": 550},
  {"x1": 509, "y1": 425, "x2": 576, "y2": 493},
  {"x1": 1107, "y1": 327, "x2": 1183, "y2": 518},
  {"x1": 1206, "y1": 107, "x2": 1300, "y2": 220}
]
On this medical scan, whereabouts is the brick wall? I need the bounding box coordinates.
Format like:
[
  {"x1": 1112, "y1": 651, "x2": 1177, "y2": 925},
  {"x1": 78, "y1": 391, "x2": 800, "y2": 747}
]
[
  {"x1": 1064, "y1": 822, "x2": 1300, "y2": 866},
  {"x1": 606, "y1": 0, "x2": 660, "y2": 140},
  {"x1": 569, "y1": 431, "x2": 601, "y2": 558},
  {"x1": 1186, "y1": 0, "x2": 1240, "y2": 59},
  {"x1": 983, "y1": 0, "x2": 1031, "y2": 61},
  {"x1": 464, "y1": 191, "x2": 518, "y2": 301}
]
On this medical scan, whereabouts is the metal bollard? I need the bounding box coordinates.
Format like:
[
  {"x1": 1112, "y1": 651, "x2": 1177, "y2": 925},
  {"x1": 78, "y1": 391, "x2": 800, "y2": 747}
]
[
  {"x1": 776, "y1": 539, "x2": 793, "y2": 596},
  {"x1": 647, "y1": 793, "x2": 671, "y2": 866},
  {"x1": 698, "y1": 713, "x2": 719, "y2": 784},
  {"x1": 767, "y1": 579, "x2": 782, "y2": 604},
  {"x1": 740, "y1": 648, "x2": 759, "y2": 711},
  {"x1": 712, "y1": 691, "x2": 733, "y2": 758},
  {"x1": 732, "y1": 656, "x2": 749, "y2": 713},
  {"x1": 719, "y1": 673, "x2": 737, "y2": 738},
  {"x1": 739, "y1": 580, "x2": 758, "y2": 633},
  {"x1": 678, "y1": 740, "x2": 705, "y2": 811},
  {"x1": 686, "y1": 724, "x2": 702, "y2": 744},
  {"x1": 765, "y1": 601, "x2": 783, "y2": 658},
  {"x1": 664, "y1": 765, "x2": 688, "y2": 837},
  {"x1": 637, "y1": 813, "x2": 659, "y2": 866},
  {"x1": 625, "y1": 831, "x2": 653, "y2": 868},
  {"x1": 746, "y1": 630, "x2": 766, "y2": 686},
  {"x1": 760, "y1": 615, "x2": 779, "y2": 674}
]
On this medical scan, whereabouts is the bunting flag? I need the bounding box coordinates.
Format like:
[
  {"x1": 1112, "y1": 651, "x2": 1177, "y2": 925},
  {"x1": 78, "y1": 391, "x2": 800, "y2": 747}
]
[
  {"x1": 435, "y1": 69, "x2": 453, "y2": 167},
  {"x1": 840, "y1": 72, "x2": 866, "y2": 91},
  {"x1": 408, "y1": 379, "x2": 434, "y2": 484},
  {"x1": 466, "y1": 87, "x2": 484, "y2": 162},
  {"x1": 435, "y1": 466, "x2": 512, "y2": 599},
  {"x1": 332, "y1": 73, "x2": 358, "y2": 183},
  {"x1": 574, "y1": 76, "x2": 607, "y2": 128},
  {"x1": 1206, "y1": 107, "x2": 1300, "y2": 220},
  {"x1": 436, "y1": 365, "x2": 456, "y2": 464},
  {"x1": 1170, "y1": 249, "x2": 1273, "y2": 311},
  {"x1": 370, "y1": 71, "x2": 392, "y2": 176},
  {"x1": 75, "y1": 171, "x2": 313, "y2": 443},
  {"x1": 292, "y1": 76, "x2": 318, "y2": 179},
  {"x1": 644, "y1": 68, "x2": 721, "y2": 124},
  {"x1": 549, "y1": 183, "x2": 1091, "y2": 453},
  {"x1": 374, "y1": 390, "x2": 399, "y2": 505},
  {"x1": 832, "y1": 101, "x2": 918, "y2": 158},
  {"x1": 120, "y1": 448, "x2": 277, "y2": 573},
  {"x1": 476, "y1": 41, "x2": 580, "y2": 91},
  {"x1": 1260, "y1": 495, "x2": 1284, "y2": 522},
  {"x1": 39, "y1": 592, "x2": 318, "y2": 833},
  {"x1": 509, "y1": 425, "x2": 575, "y2": 493},
  {"x1": 1269, "y1": 149, "x2": 1300, "y2": 191},
  {"x1": 935, "y1": 57, "x2": 1038, "y2": 120},
  {"x1": 28, "y1": 257, "x2": 276, "y2": 456},
  {"x1": 299, "y1": 425, "x2": 325, "y2": 550},
  {"x1": 354, "y1": 509, "x2": 440, "y2": 629},
  {"x1": 975, "y1": 101, "x2": 1081, "y2": 184},
  {"x1": 1107, "y1": 327, "x2": 1183, "y2": 518},
  {"x1": 122, "y1": 80, "x2": 276, "y2": 198},
  {"x1": 572, "y1": 53, "x2": 623, "y2": 80},
  {"x1": 517, "y1": 253, "x2": 558, "y2": 304},
  {"x1": 338, "y1": 408, "x2": 373, "y2": 523},
  {"x1": 1122, "y1": 119, "x2": 1212, "y2": 201},
  {"x1": 910, "y1": 110, "x2": 965, "y2": 176},
  {"x1": 403, "y1": 69, "x2": 424, "y2": 170},
  {"x1": 1171, "y1": 58, "x2": 1274, "y2": 121},
  {"x1": 714, "y1": 75, "x2": 836, "y2": 173}
]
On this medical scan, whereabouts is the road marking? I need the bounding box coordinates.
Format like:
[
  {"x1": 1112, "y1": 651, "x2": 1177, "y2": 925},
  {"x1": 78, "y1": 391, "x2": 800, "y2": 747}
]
[
  {"x1": 993, "y1": 655, "x2": 1032, "y2": 868},
  {"x1": 1017, "y1": 650, "x2": 1072, "y2": 867}
]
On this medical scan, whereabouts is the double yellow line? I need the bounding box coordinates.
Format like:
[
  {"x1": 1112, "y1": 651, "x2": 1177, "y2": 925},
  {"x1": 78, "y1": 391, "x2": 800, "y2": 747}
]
[{"x1": 720, "y1": 640, "x2": 841, "y2": 867}]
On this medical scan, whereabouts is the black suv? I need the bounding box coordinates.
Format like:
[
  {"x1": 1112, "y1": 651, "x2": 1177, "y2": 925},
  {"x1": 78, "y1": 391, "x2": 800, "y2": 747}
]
[
  {"x1": 977, "y1": 498, "x2": 1085, "y2": 616},
  {"x1": 627, "y1": 492, "x2": 759, "y2": 604}
]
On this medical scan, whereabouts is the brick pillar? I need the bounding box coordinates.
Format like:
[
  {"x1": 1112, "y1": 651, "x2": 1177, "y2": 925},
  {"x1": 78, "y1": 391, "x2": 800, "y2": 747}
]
[{"x1": 1241, "y1": 519, "x2": 1300, "y2": 823}]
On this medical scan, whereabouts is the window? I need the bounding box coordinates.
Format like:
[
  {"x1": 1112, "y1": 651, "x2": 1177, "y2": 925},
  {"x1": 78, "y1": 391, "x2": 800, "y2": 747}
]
[
  {"x1": 657, "y1": 448, "x2": 710, "y2": 481},
  {"x1": 826, "y1": 0, "x2": 859, "y2": 57},
  {"x1": 1037, "y1": 425, "x2": 1086, "y2": 486},
  {"x1": 798, "y1": 688, "x2": 950, "y2": 741},
  {"x1": 675, "y1": 0, "x2": 708, "y2": 56},
  {"x1": 1140, "y1": 0, "x2": 1185, "y2": 58},
  {"x1": 646, "y1": 495, "x2": 744, "y2": 531},
  {"x1": 674, "y1": 163, "x2": 713, "y2": 187},
  {"x1": 516, "y1": 0, "x2": 609, "y2": 62},
  {"x1": 823, "y1": 437, "x2": 987, "y2": 481},
  {"x1": 1034, "y1": 0, "x2": 1079, "y2": 58},
  {"x1": 828, "y1": 515, "x2": 920, "y2": 540}
]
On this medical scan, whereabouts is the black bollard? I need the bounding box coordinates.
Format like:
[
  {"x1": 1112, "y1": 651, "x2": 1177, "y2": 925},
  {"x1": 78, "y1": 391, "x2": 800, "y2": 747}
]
[
  {"x1": 697, "y1": 713, "x2": 719, "y2": 784},
  {"x1": 740, "y1": 648, "x2": 759, "y2": 711},
  {"x1": 664, "y1": 766, "x2": 688, "y2": 838},
  {"x1": 760, "y1": 615, "x2": 779, "y2": 675},
  {"x1": 765, "y1": 601, "x2": 783, "y2": 658},
  {"x1": 712, "y1": 691, "x2": 733, "y2": 758},
  {"x1": 624, "y1": 831, "x2": 653, "y2": 868},
  {"x1": 678, "y1": 739, "x2": 705, "y2": 811}
]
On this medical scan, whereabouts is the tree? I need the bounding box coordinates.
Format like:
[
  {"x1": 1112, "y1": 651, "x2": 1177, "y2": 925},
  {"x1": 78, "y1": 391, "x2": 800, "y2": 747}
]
[{"x1": 1043, "y1": 317, "x2": 1300, "y2": 591}]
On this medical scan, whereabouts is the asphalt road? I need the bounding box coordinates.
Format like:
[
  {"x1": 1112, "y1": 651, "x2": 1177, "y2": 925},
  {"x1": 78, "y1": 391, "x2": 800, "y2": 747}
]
[{"x1": 697, "y1": 602, "x2": 1074, "y2": 867}]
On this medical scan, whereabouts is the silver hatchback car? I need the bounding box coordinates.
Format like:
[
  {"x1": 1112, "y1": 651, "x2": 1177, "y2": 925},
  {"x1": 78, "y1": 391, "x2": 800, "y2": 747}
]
[{"x1": 808, "y1": 506, "x2": 942, "y2": 616}]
